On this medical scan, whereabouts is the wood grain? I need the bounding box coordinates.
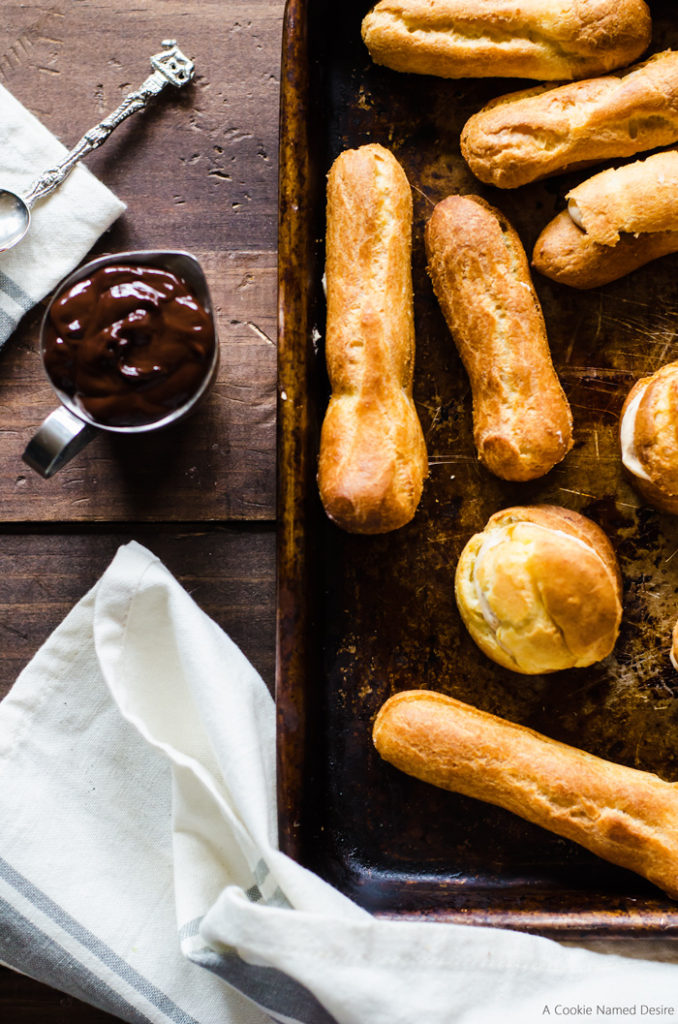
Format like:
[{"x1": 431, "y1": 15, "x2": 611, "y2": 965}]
[
  {"x1": 0, "y1": 0, "x2": 283, "y2": 522},
  {"x1": 0, "y1": 250, "x2": 277, "y2": 522},
  {"x1": 0, "y1": 970, "x2": 131, "y2": 1023},
  {"x1": 1, "y1": 1, "x2": 284, "y2": 253},
  {"x1": 0, "y1": 527, "x2": 276, "y2": 699},
  {"x1": 0, "y1": 0, "x2": 285, "y2": 1019}
]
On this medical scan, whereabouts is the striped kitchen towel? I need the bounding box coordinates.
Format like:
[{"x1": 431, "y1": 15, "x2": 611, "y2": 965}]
[
  {"x1": 2, "y1": 542, "x2": 678, "y2": 1024},
  {"x1": 0, "y1": 84, "x2": 125, "y2": 346}
]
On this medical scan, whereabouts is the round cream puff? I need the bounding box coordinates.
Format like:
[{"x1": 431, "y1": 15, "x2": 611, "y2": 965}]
[
  {"x1": 620, "y1": 362, "x2": 678, "y2": 514},
  {"x1": 455, "y1": 505, "x2": 623, "y2": 675}
]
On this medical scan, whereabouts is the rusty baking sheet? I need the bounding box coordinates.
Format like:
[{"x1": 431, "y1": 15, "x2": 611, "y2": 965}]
[{"x1": 276, "y1": 0, "x2": 678, "y2": 937}]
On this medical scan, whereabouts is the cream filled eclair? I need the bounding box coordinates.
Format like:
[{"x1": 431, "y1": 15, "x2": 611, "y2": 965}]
[
  {"x1": 533, "y1": 151, "x2": 678, "y2": 287},
  {"x1": 455, "y1": 505, "x2": 623, "y2": 674},
  {"x1": 620, "y1": 362, "x2": 678, "y2": 514}
]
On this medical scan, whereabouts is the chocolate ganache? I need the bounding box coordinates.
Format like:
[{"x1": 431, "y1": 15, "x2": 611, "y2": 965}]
[{"x1": 43, "y1": 264, "x2": 216, "y2": 427}]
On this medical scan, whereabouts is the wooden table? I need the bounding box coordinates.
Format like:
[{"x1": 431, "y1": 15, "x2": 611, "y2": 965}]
[{"x1": 0, "y1": 2, "x2": 284, "y2": 1018}]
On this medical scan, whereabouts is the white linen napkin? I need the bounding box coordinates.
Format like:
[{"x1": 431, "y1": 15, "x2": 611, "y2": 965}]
[
  {"x1": 1, "y1": 540, "x2": 678, "y2": 1024},
  {"x1": 0, "y1": 83, "x2": 125, "y2": 346}
]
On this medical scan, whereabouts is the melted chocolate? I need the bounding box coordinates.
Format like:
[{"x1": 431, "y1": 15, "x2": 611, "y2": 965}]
[{"x1": 43, "y1": 263, "x2": 216, "y2": 427}]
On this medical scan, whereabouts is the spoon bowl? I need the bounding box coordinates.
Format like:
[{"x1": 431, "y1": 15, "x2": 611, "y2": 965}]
[{"x1": 0, "y1": 189, "x2": 30, "y2": 253}]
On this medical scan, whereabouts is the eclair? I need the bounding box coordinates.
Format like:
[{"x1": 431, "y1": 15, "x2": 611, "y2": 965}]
[
  {"x1": 317, "y1": 143, "x2": 428, "y2": 534},
  {"x1": 361, "y1": 0, "x2": 652, "y2": 82},
  {"x1": 532, "y1": 211, "x2": 678, "y2": 290},
  {"x1": 455, "y1": 505, "x2": 623, "y2": 674},
  {"x1": 425, "y1": 195, "x2": 572, "y2": 482},
  {"x1": 461, "y1": 50, "x2": 678, "y2": 189},
  {"x1": 373, "y1": 690, "x2": 678, "y2": 900},
  {"x1": 533, "y1": 150, "x2": 678, "y2": 288},
  {"x1": 567, "y1": 150, "x2": 678, "y2": 246},
  {"x1": 619, "y1": 361, "x2": 678, "y2": 514}
]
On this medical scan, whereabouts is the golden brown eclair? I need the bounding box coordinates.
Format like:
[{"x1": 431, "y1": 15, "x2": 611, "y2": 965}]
[
  {"x1": 532, "y1": 210, "x2": 678, "y2": 290},
  {"x1": 454, "y1": 505, "x2": 623, "y2": 674},
  {"x1": 425, "y1": 195, "x2": 572, "y2": 482},
  {"x1": 619, "y1": 362, "x2": 678, "y2": 514},
  {"x1": 317, "y1": 144, "x2": 428, "y2": 534},
  {"x1": 533, "y1": 151, "x2": 678, "y2": 287},
  {"x1": 361, "y1": 0, "x2": 652, "y2": 82},
  {"x1": 373, "y1": 689, "x2": 678, "y2": 900},
  {"x1": 461, "y1": 51, "x2": 678, "y2": 189},
  {"x1": 567, "y1": 149, "x2": 678, "y2": 246}
]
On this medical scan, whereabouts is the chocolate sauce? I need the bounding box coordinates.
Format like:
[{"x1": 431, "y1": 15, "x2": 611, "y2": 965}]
[{"x1": 43, "y1": 263, "x2": 216, "y2": 427}]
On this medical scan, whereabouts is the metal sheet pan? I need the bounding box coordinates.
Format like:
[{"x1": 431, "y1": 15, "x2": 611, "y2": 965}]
[{"x1": 276, "y1": 0, "x2": 678, "y2": 937}]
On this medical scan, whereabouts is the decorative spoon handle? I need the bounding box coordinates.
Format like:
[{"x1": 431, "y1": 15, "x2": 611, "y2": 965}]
[{"x1": 22, "y1": 40, "x2": 195, "y2": 208}]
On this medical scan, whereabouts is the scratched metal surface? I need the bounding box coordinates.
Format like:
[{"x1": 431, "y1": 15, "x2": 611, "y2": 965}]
[{"x1": 277, "y1": 0, "x2": 678, "y2": 934}]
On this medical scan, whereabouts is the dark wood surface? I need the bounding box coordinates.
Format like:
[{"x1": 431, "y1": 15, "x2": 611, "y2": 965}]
[{"x1": 0, "y1": 1, "x2": 283, "y2": 1019}]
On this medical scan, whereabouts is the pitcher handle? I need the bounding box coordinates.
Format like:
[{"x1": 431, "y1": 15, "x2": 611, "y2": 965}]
[{"x1": 22, "y1": 406, "x2": 97, "y2": 478}]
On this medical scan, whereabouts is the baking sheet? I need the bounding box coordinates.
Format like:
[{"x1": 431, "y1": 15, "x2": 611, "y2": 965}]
[{"x1": 276, "y1": 0, "x2": 678, "y2": 936}]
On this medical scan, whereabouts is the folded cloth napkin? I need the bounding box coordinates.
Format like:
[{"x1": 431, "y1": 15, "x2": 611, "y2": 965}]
[
  {"x1": 0, "y1": 83, "x2": 125, "y2": 346},
  {"x1": 2, "y1": 542, "x2": 678, "y2": 1024}
]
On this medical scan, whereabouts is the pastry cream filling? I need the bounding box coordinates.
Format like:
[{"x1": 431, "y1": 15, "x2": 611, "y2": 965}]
[
  {"x1": 567, "y1": 199, "x2": 584, "y2": 231},
  {"x1": 472, "y1": 532, "x2": 503, "y2": 633},
  {"x1": 620, "y1": 386, "x2": 652, "y2": 482},
  {"x1": 472, "y1": 522, "x2": 607, "y2": 649}
]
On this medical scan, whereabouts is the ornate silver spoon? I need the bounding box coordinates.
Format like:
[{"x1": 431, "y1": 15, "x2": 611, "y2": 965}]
[{"x1": 0, "y1": 40, "x2": 195, "y2": 254}]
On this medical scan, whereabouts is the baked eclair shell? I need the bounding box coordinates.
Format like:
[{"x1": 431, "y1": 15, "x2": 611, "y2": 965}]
[
  {"x1": 361, "y1": 0, "x2": 652, "y2": 82},
  {"x1": 566, "y1": 150, "x2": 678, "y2": 247},
  {"x1": 318, "y1": 143, "x2": 428, "y2": 534},
  {"x1": 455, "y1": 505, "x2": 623, "y2": 674},
  {"x1": 373, "y1": 690, "x2": 678, "y2": 900},
  {"x1": 620, "y1": 362, "x2": 678, "y2": 514},
  {"x1": 425, "y1": 195, "x2": 572, "y2": 481},
  {"x1": 461, "y1": 50, "x2": 678, "y2": 189},
  {"x1": 532, "y1": 210, "x2": 678, "y2": 290}
]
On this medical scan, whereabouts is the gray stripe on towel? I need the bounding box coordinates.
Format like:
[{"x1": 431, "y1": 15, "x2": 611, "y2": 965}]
[
  {"x1": 0, "y1": 307, "x2": 19, "y2": 341},
  {"x1": 190, "y1": 945, "x2": 338, "y2": 1024},
  {"x1": 0, "y1": 270, "x2": 33, "y2": 311},
  {"x1": 178, "y1": 916, "x2": 204, "y2": 941},
  {"x1": 0, "y1": 895, "x2": 152, "y2": 1024},
  {"x1": 0, "y1": 855, "x2": 200, "y2": 1024}
]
